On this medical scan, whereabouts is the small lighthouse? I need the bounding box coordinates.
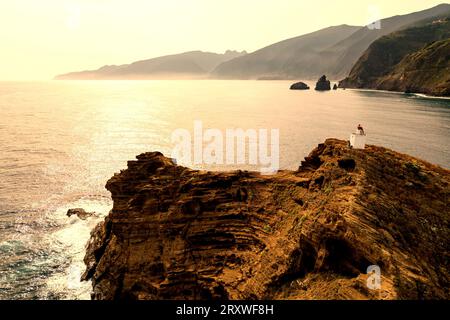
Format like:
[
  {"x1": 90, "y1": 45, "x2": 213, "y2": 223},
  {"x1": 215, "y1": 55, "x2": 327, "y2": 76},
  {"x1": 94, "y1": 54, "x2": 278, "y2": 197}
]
[{"x1": 350, "y1": 124, "x2": 366, "y2": 149}]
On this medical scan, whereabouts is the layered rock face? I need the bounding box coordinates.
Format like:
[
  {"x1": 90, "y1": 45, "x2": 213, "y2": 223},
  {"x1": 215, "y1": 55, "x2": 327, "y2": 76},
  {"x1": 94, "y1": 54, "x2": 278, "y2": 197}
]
[{"x1": 83, "y1": 139, "x2": 449, "y2": 300}]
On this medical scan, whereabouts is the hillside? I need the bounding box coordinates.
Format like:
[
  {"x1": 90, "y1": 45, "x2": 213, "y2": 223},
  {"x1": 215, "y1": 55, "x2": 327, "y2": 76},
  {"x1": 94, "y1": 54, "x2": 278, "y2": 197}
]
[
  {"x1": 212, "y1": 4, "x2": 450, "y2": 79},
  {"x1": 55, "y1": 4, "x2": 450, "y2": 81},
  {"x1": 211, "y1": 25, "x2": 360, "y2": 79},
  {"x1": 82, "y1": 139, "x2": 449, "y2": 300},
  {"x1": 319, "y1": 3, "x2": 450, "y2": 78},
  {"x1": 376, "y1": 39, "x2": 450, "y2": 96},
  {"x1": 55, "y1": 50, "x2": 246, "y2": 80},
  {"x1": 339, "y1": 18, "x2": 450, "y2": 96}
]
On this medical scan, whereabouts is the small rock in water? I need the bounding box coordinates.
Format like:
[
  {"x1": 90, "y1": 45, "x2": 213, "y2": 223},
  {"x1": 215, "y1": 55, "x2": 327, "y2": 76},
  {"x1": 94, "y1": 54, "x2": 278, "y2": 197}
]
[
  {"x1": 67, "y1": 208, "x2": 95, "y2": 220},
  {"x1": 290, "y1": 81, "x2": 310, "y2": 90},
  {"x1": 315, "y1": 75, "x2": 331, "y2": 91}
]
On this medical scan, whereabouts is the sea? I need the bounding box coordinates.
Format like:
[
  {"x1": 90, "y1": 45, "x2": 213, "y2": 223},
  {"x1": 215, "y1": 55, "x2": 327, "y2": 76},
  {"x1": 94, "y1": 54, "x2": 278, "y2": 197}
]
[{"x1": 0, "y1": 80, "x2": 449, "y2": 299}]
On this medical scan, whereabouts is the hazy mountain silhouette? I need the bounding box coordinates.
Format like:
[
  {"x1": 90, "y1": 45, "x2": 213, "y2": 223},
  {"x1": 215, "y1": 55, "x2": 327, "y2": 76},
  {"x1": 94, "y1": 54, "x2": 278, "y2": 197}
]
[
  {"x1": 55, "y1": 4, "x2": 450, "y2": 80},
  {"x1": 321, "y1": 3, "x2": 450, "y2": 78},
  {"x1": 212, "y1": 3, "x2": 450, "y2": 79},
  {"x1": 339, "y1": 16, "x2": 450, "y2": 96},
  {"x1": 211, "y1": 25, "x2": 360, "y2": 79},
  {"x1": 55, "y1": 50, "x2": 247, "y2": 80}
]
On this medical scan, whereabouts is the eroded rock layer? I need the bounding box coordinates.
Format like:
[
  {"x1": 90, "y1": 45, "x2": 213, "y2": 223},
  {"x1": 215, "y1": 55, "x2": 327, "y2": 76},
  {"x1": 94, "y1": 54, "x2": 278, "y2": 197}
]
[{"x1": 83, "y1": 139, "x2": 450, "y2": 299}]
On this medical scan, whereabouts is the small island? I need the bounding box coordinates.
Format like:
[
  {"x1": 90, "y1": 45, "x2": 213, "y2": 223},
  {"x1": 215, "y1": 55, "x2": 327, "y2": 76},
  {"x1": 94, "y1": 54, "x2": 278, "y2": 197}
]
[{"x1": 290, "y1": 82, "x2": 310, "y2": 90}]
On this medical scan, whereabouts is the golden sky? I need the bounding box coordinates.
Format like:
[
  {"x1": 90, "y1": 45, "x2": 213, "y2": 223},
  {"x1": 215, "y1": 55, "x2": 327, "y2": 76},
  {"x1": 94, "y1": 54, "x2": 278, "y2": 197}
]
[{"x1": 0, "y1": 0, "x2": 447, "y2": 80}]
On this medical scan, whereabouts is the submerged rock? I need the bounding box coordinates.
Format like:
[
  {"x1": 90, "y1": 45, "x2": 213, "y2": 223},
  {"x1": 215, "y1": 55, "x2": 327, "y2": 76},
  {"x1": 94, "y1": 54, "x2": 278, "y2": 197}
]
[
  {"x1": 67, "y1": 208, "x2": 95, "y2": 220},
  {"x1": 83, "y1": 139, "x2": 450, "y2": 300},
  {"x1": 290, "y1": 82, "x2": 310, "y2": 90},
  {"x1": 315, "y1": 75, "x2": 331, "y2": 91}
]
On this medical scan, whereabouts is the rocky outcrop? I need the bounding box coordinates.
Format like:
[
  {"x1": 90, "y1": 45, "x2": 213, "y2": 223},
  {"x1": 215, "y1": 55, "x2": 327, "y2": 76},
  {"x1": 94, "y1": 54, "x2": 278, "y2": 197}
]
[
  {"x1": 290, "y1": 82, "x2": 310, "y2": 90},
  {"x1": 315, "y1": 75, "x2": 331, "y2": 91},
  {"x1": 83, "y1": 139, "x2": 450, "y2": 300},
  {"x1": 339, "y1": 17, "x2": 450, "y2": 96},
  {"x1": 333, "y1": 84, "x2": 338, "y2": 90},
  {"x1": 67, "y1": 208, "x2": 96, "y2": 220}
]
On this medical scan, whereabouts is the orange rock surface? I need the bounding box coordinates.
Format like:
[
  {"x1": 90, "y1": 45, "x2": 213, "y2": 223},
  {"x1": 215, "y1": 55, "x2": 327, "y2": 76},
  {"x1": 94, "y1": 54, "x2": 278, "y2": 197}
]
[{"x1": 83, "y1": 139, "x2": 449, "y2": 299}]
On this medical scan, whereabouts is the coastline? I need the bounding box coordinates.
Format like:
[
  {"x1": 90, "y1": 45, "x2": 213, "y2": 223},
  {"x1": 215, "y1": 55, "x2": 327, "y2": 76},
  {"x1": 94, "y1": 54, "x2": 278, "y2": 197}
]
[
  {"x1": 82, "y1": 138, "x2": 450, "y2": 300},
  {"x1": 348, "y1": 87, "x2": 450, "y2": 100}
]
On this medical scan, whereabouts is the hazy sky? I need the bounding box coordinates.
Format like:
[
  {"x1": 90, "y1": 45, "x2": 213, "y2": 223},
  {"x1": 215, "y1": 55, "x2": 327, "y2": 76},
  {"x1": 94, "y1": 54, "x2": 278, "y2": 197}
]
[{"x1": 0, "y1": 0, "x2": 447, "y2": 80}]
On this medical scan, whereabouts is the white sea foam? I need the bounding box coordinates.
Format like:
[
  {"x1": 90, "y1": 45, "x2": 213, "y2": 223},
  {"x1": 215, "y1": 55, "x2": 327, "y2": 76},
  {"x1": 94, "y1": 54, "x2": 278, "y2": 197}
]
[{"x1": 43, "y1": 196, "x2": 111, "y2": 299}]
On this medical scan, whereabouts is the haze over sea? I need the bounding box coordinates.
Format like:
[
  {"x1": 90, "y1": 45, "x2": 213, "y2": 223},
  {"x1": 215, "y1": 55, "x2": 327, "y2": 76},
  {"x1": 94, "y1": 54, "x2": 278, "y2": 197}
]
[{"x1": 0, "y1": 80, "x2": 449, "y2": 299}]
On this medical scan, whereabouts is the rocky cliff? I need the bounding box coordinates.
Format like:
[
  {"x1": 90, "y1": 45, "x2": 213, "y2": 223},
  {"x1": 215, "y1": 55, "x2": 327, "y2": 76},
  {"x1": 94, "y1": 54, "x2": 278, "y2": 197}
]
[
  {"x1": 290, "y1": 82, "x2": 310, "y2": 90},
  {"x1": 83, "y1": 139, "x2": 450, "y2": 300},
  {"x1": 55, "y1": 50, "x2": 246, "y2": 80},
  {"x1": 374, "y1": 39, "x2": 450, "y2": 96},
  {"x1": 212, "y1": 4, "x2": 450, "y2": 80},
  {"x1": 210, "y1": 24, "x2": 360, "y2": 80},
  {"x1": 339, "y1": 17, "x2": 450, "y2": 96}
]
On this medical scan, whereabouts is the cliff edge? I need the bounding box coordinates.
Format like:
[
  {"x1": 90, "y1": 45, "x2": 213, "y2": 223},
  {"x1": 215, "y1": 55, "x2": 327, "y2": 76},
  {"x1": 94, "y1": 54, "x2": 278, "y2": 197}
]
[
  {"x1": 83, "y1": 139, "x2": 449, "y2": 299},
  {"x1": 339, "y1": 17, "x2": 450, "y2": 96}
]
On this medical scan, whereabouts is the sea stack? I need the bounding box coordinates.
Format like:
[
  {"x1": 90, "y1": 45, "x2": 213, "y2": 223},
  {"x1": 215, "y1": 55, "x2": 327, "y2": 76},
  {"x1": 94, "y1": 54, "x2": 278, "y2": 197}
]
[
  {"x1": 315, "y1": 75, "x2": 331, "y2": 91},
  {"x1": 333, "y1": 84, "x2": 338, "y2": 90},
  {"x1": 290, "y1": 82, "x2": 310, "y2": 90}
]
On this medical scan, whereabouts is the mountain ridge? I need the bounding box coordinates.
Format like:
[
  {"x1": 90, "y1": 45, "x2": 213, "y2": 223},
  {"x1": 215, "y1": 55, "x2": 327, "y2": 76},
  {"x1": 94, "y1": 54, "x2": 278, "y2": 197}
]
[
  {"x1": 319, "y1": 3, "x2": 450, "y2": 77},
  {"x1": 55, "y1": 50, "x2": 247, "y2": 80}
]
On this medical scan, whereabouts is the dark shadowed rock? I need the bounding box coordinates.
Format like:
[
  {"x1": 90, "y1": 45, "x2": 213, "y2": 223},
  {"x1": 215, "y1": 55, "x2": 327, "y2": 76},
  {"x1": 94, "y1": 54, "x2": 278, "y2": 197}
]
[
  {"x1": 290, "y1": 82, "x2": 310, "y2": 90},
  {"x1": 333, "y1": 84, "x2": 338, "y2": 90},
  {"x1": 337, "y1": 158, "x2": 356, "y2": 170},
  {"x1": 315, "y1": 75, "x2": 331, "y2": 91}
]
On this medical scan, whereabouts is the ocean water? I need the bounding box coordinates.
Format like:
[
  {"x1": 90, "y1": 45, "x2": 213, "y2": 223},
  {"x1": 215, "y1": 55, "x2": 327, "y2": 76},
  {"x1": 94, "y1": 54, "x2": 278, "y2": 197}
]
[{"x1": 0, "y1": 80, "x2": 449, "y2": 299}]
